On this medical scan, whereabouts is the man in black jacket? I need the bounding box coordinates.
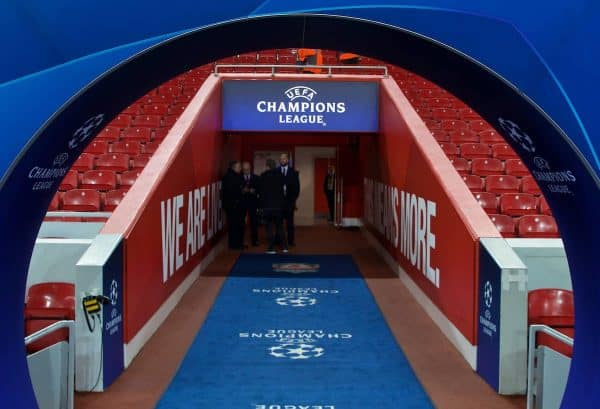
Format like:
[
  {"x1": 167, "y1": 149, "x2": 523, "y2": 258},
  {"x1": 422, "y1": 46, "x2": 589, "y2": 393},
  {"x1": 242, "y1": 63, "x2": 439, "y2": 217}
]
[
  {"x1": 241, "y1": 161, "x2": 260, "y2": 246},
  {"x1": 278, "y1": 153, "x2": 300, "y2": 246},
  {"x1": 259, "y1": 159, "x2": 287, "y2": 254},
  {"x1": 323, "y1": 164, "x2": 336, "y2": 223},
  {"x1": 222, "y1": 161, "x2": 244, "y2": 249}
]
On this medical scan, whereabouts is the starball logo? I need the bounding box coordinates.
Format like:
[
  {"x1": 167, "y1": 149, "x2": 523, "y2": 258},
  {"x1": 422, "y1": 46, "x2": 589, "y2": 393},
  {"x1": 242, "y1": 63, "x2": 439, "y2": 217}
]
[{"x1": 256, "y1": 85, "x2": 346, "y2": 126}]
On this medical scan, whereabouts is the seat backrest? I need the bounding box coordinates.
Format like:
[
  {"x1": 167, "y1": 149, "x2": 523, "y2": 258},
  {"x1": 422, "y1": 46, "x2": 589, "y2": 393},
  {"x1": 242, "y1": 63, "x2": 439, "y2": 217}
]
[
  {"x1": 59, "y1": 170, "x2": 79, "y2": 191},
  {"x1": 474, "y1": 192, "x2": 498, "y2": 214},
  {"x1": 81, "y1": 170, "x2": 117, "y2": 191},
  {"x1": 122, "y1": 127, "x2": 152, "y2": 142},
  {"x1": 492, "y1": 143, "x2": 519, "y2": 160},
  {"x1": 462, "y1": 175, "x2": 484, "y2": 191},
  {"x1": 120, "y1": 170, "x2": 141, "y2": 188},
  {"x1": 471, "y1": 158, "x2": 503, "y2": 176},
  {"x1": 485, "y1": 175, "x2": 520, "y2": 194},
  {"x1": 26, "y1": 282, "x2": 75, "y2": 314},
  {"x1": 439, "y1": 142, "x2": 459, "y2": 157},
  {"x1": 468, "y1": 120, "x2": 489, "y2": 133},
  {"x1": 518, "y1": 215, "x2": 560, "y2": 238},
  {"x1": 449, "y1": 130, "x2": 479, "y2": 144},
  {"x1": 528, "y1": 288, "x2": 574, "y2": 326},
  {"x1": 62, "y1": 189, "x2": 101, "y2": 211},
  {"x1": 84, "y1": 140, "x2": 109, "y2": 155},
  {"x1": 504, "y1": 159, "x2": 529, "y2": 177},
  {"x1": 71, "y1": 153, "x2": 95, "y2": 172},
  {"x1": 489, "y1": 214, "x2": 516, "y2": 237},
  {"x1": 95, "y1": 153, "x2": 130, "y2": 172},
  {"x1": 521, "y1": 176, "x2": 542, "y2": 195},
  {"x1": 461, "y1": 143, "x2": 492, "y2": 159},
  {"x1": 104, "y1": 189, "x2": 128, "y2": 211},
  {"x1": 450, "y1": 158, "x2": 470, "y2": 174},
  {"x1": 499, "y1": 193, "x2": 538, "y2": 216},
  {"x1": 109, "y1": 141, "x2": 141, "y2": 155},
  {"x1": 479, "y1": 130, "x2": 504, "y2": 144},
  {"x1": 441, "y1": 119, "x2": 468, "y2": 131}
]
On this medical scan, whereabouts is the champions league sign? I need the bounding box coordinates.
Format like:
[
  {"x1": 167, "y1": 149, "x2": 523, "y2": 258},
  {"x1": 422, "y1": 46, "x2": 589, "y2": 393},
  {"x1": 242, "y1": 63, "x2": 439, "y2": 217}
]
[{"x1": 222, "y1": 80, "x2": 379, "y2": 132}]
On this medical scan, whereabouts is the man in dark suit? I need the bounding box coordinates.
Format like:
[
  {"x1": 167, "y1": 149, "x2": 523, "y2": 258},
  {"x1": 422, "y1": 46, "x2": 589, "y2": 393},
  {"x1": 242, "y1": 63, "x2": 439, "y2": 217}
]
[
  {"x1": 241, "y1": 161, "x2": 260, "y2": 246},
  {"x1": 221, "y1": 161, "x2": 244, "y2": 250},
  {"x1": 259, "y1": 159, "x2": 288, "y2": 254},
  {"x1": 323, "y1": 164, "x2": 336, "y2": 223},
  {"x1": 278, "y1": 153, "x2": 300, "y2": 246}
]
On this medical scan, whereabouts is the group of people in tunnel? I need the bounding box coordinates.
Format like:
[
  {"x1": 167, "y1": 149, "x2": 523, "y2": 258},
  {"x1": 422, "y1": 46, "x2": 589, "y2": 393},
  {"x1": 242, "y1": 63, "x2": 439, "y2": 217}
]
[{"x1": 222, "y1": 153, "x2": 300, "y2": 254}]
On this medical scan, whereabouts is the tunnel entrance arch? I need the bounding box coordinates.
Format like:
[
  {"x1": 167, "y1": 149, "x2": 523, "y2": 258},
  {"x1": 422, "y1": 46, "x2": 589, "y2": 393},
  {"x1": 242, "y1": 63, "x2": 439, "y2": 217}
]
[{"x1": 1, "y1": 14, "x2": 598, "y2": 408}]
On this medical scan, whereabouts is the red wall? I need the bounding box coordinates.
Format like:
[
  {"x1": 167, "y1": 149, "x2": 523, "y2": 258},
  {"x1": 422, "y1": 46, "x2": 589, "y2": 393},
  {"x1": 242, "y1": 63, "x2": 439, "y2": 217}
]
[
  {"x1": 105, "y1": 79, "x2": 239, "y2": 342},
  {"x1": 237, "y1": 132, "x2": 368, "y2": 218},
  {"x1": 363, "y1": 79, "x2": 499, "y2": 344}
]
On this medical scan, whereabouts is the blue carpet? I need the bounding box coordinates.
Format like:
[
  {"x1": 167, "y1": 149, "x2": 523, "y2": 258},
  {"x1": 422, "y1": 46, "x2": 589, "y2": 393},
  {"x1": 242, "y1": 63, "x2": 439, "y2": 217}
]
[{"x1": 157, "y1": 254, "x2": 434, "y2": 408}]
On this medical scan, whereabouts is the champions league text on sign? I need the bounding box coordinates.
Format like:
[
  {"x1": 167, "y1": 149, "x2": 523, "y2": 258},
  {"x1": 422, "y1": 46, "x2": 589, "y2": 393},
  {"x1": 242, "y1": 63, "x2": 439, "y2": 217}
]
[{"x1": 222, "y1": 80, "x2": 379, "y2": 132}]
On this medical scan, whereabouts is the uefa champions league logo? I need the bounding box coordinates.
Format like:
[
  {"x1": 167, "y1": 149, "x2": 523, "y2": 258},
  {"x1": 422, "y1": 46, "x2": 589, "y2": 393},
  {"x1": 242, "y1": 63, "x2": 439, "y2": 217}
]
[
  {"x1": 483, "y1": 280, "x2": 493, "y2": 309},
  {"x1": 110, "y1": 279, "x2": 118, "y2": 306},
  {"x1": 68, "y1": 113, "x2": 105, "y2": 149},
  {"x1": 498, "y1": 118, "x2": 536, "y2": 154},
  {"x1": 534, "y1": 156, "x2": 551, "y2": 171},
  {"x1": 275, "y1": 294, "x2": 318, "y2": 307},
  {"x1": 268, "y1": 338, "x2": 325, "y2": 360}
]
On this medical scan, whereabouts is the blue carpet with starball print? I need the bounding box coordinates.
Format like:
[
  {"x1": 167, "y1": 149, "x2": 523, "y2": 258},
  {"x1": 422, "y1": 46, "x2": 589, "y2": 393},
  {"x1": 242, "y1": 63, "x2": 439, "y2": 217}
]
[{"x1": 157, "y1": 254, "x2": 434, "y2": 408}]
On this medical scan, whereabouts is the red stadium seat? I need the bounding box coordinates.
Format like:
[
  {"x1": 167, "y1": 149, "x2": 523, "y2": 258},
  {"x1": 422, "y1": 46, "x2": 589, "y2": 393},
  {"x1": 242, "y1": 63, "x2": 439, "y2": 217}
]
[
  {"x1": 539, "y1": 197, "x2": 552, "y2": 215},
  {"x1": 518, "y1": 215, "x2": 560, "y2": 238},
  {"x1": 120, "y1": 170, "x2": 141, "y2": 190},
  {"x1": 108, "y1": 114, "x2": 132, "y2": 128},
  {"x1": 80, "y1": 170, "x2": 117, "y2": 191},
  {"x1": 142, "y1": 140, "x2": 161, "y2": 154},
  {"x1": 131, "y1": 155, "x2": 150, "y2": 170},
  {"x1": 474, "y1": 192, "x2": 498, "y2": 214},
  {"x1": 414, "y1": 107, "x2": 431, "y2": 119},
  {"x1": 122, "y1": 127, "x2": 152, "y2": 142},
  {"x1": 479, "y1": 130, "x2": 504, "y2": 144},
  {"x1": 49, "y1": 192, "x2": 61, "y2": 211},
  {"x1": 84, "y1": 140, "x2": 109, "y2": 155},
  {"x1": 109, "y1": 141, "x2": 141, "y2": 155},
  {"x1": 528, "y1": 289, "x2": 574, "y2": 327},
  {"x1": 499, "y1": 193, "x2": 538, "y2": 216},
  {"x1": 122, "y1": 103, "x2": 142, "y2": 115},
  {"x1": 462, "y1": 175, "x2": 484, "y2": 192},
  {"x1": 505, "y1": 159, "x2": 529, "y2": 177},
  {"x1": 132, "y1": 115, "x2": 161, "y2": 128},
  {"x1": 424, "y1": 119, "x2": 441, "y2": 130},
  {"x1": 431, "y1": 108, "x2": 458, "y2": 120},
  {"x1": 441, "y1": 120, "x2": 467, "y2": 131},
  {"x1": 449, "y1": 130, "x2": 479, "y2": 144},
  {"x1": 439, "y1": 143, "x2": 460, "y2": 157},
  {"x1": 492, "y1": 143, "x2": 519, "y2": 160},
  {"x1": 468, "y1": 120, "x2": 489, "y2": 133},
  {"x1": 489, "y1": 214, "x2": 516, "y2": 237},
  {"x1": 59, "y1": 170, "x2": 79, "y2": 191},
  {"x1": 157, "y1": 85, "x2": 180, "y2": 96},
  {"x1": 104, "y1": 189, "x2": 128, "y2": 211},
  {"x1": 471, "y1": 158, "x2": 504, "y2": 176},
  {"x1": 521, "y1": 176, "x2": 542, "y2": 195},
  {"x1": 461, "y1": 143, "x2": 492, "y2": 159},
  {"x1": 142, "y1": 103, "x2": 170, "y2": 116},
  {"x1": 170, "y1": 103, "x2": 188, "y2": 116},
  {"x1": 62, "y1": 189, "x2": 102, "y2": 211},
  {"x1": 458, "y1": 108, "x2": 480, "y2": 120},
  {"x1": 97, "y1": 126, "x2": 121, "y2": 142},
  {"x1": 95, "y1": 153, "x2": 130, "y2": 172},
  {"x1": 162, "y1": 115, "x2": 179, "y2": 127},
  {"x1": 426, "y1": 98, "x2": 452, "y2": 108},
  {"x1": 431, "y1": 130, "x2": 449, "y2": 142},
  {"x1": 450, "y1": 158, "x2": 470, "y2": 175},
  {"x1": 154, "y1": 128, "x2": 169, "y2": 140},
  {"x1": 485, "y1": 175, "x2": 520, "y2": 194},
  {"x1": 25, "y1": 282, "x2": 75, "y2": 353},
  {"x1": 182, "y1": 86, "x2": 200, "y2": 96},
  {"x1": 71, "y1": 153, "x2": 95, "y2": 172}
]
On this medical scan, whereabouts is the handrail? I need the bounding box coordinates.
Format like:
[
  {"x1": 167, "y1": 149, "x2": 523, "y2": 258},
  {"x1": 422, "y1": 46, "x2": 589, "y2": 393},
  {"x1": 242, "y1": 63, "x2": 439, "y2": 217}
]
[
  {"x1": 25, "y1": 320, "x2": 75, "y2": 409},
  {"x1": 45, "y1": 211, "x2": 112, "y2": 218},
  {"x1": 527, "y1": 324, "x2": 574, "y2": 409},
  {"x1": 213, "y1": 64, "x2": 388, "y2": 77}
]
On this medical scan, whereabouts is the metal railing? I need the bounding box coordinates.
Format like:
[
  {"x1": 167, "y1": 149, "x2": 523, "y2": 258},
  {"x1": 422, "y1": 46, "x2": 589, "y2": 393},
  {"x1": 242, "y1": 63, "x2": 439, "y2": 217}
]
[
  {"x1": 527, "y1": 324, "x2": 574, "y2": 409},
  {"x1": 25, "y1": 320, "x2": 75, "y2": 409},
  {"x1": 214, "y1": 64, "x2": 388, "y2": 77}
]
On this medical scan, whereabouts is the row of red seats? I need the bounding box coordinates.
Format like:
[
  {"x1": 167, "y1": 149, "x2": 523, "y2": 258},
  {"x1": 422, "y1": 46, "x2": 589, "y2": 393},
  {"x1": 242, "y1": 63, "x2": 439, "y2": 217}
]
[
  {"x1": 490, "y1": 214, "x2": 559, "y2": 238},
  {"x1": 59, "y1": 170, "x2": 141, "y2": 192},
  {"x1": 463, "y1": 175, "x2": 541, "y2": 195},
  {"x1": 106, "y1": 113, "x2": 180, "y2": 130},
  {"x1": 473, "y1": 192, "x2": 551, "y2": 216},
  {"x1": 440, "y1": 142, "x2": 518, "y2": 159},
  {"x1": 452, "y1": 158, "x2": 529, "y2": 176},
  {"x1": 85, "y1": 140, "x2": 161, "y2": 155},
  {"x1": 432, "y1": 129, "x2": 504, "y2": 144},
  {"x1": 72, "y1": 153, "x2": 147, "y2": 173},
  {"x1": 49, "y1": 189, "x2": 128, "y2": 212}
]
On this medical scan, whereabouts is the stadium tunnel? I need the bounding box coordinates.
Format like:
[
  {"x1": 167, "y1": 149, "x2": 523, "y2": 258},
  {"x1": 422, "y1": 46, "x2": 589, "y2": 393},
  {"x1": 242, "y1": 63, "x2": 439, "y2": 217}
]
[{"x1": 1, "y1": 14, "x2": 599, "y2": 409}]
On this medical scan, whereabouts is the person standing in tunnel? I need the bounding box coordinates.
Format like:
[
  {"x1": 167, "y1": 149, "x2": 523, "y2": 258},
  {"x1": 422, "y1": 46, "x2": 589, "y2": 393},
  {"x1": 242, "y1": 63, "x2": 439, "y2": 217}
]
[
  {"x1": 241, "y1": 161, "x2": 260, "y2": 246},
  {"x1": 222, "y1": 161, "x2": 245, "y2": 250},
  {"x1": 323, "y1": 164, "x2": 336, "y2": 223},
  {"x1": 279, "y1": 153, "x2": 300, "y2": 246},
  {"x1": 259, "y1": 159, "x2": 287, "y2": 254}
]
